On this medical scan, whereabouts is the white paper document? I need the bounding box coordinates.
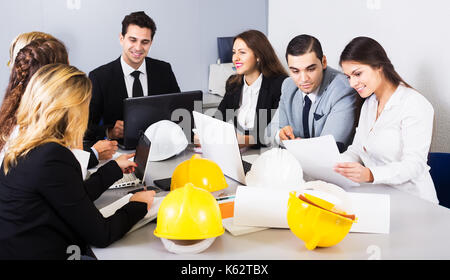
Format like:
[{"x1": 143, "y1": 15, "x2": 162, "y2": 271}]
[
  {"x1": 232, "y1": 186, "x2": 390, "y2": 234},
  {"x1": 222, "y1": 218, "x2": 268, "y2": 236},
  {"x1": 233, "y1": 186, "x2": 290, "y2": 228},
  {"x1": 100, "y1": 194, "x2": 164, "y2": 234},
  {"x1": 348, "y1": 192, "x2": 390, "y2": 234},
  {"x1": 283, "y1": 135, "x2": 359, "y2": 188}
]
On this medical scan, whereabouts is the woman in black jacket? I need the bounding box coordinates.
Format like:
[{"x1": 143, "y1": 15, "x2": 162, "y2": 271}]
[
  {"x1": 0, "y1": 64, "x2": 155, "y2": 259},
  {"x1": 217, "y1": 30, "x2": 288, "y2": 148}
]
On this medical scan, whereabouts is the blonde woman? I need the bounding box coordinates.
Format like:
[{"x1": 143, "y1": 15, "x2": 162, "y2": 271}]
[{"x1": 0, "y1": 64, "x2": 155, "y2": 259}]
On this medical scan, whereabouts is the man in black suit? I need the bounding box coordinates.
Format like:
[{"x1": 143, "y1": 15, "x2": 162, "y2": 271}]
[{"x1": 86, "y1": 11, "x2": 180, "y2": 142}]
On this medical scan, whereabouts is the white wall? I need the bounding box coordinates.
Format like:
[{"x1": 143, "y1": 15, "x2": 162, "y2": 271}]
[
  {"x1": 268, "y1": 0, "x2": 450, "y2": 153},
  {"x1": 0, "y1": 0, "x2": 267, "y2": 99}
]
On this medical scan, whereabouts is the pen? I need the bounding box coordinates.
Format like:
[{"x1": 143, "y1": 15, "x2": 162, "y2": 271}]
[{"x1": 216, "y1": 195, "x2": 235, "y2": 202}]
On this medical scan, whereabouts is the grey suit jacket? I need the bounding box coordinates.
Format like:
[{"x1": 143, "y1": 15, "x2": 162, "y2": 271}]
[{"x1": 266, "y1": 66, "x2": 361, "y2": 152}]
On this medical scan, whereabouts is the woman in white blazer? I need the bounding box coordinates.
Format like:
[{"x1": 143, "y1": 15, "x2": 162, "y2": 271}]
[{"x1": 335, "y1": 36, "x2": 438, "y2": 203}]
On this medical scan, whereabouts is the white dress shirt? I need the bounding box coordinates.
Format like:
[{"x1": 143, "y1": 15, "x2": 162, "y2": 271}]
[
  {"x1": 237, "y1": 74, "x2": 263, "y2": 130},
  {"x1": 341, "y1": 84, "x2": 438, "y2": 203},
  {"x1": 120, "y1": 56, "x2": 148, "y2": 98}
]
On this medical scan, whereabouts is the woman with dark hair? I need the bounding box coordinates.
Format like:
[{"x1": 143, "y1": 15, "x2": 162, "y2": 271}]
[
  {"x1": 1, "y1": 34, "x2": 119, "y2": 172},
  {"x1": 216, "y1": 30, "x2": 288, "y2": 148},
  {"x1": 334, "y1": 36, "x2": 437, "y2": 203},
  {"x1": 0, "y1": 38, "x2": 69, "y2": 155}
]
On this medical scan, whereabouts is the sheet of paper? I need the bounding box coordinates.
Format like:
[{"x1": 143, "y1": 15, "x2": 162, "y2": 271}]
[
  {"x1": 232, "y1": 185, "x2": 390, "y2": 234},
  {"x1": 71, "y1": 148, "x2": 90, "y2": 180},
  {"x1": 222, "y1": 218, "x2": 268, "y2": 236},
  {"x1": 283, "y1": 135, "x2": 359, "y2": 188},
  {"x1": 233, "y1": 186, "x2": 290, "y2": 228},
  {"x1": 241, "y1": 154, "x2": 259, "y2": 165},
  {"x1": 100, "y1": 194, "x2": 164, "y2": 234},
  {"x1": 348, "y1": 192, "x2": 390, "y2": 234}
]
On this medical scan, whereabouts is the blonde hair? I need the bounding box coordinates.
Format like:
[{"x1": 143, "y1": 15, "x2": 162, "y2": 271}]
[
  {"x1": 8, "y1": 31, "x2": 55, "y2": 69},
  {"x1": 3, "y1": 64, "x2": 92, "y2": 174}
]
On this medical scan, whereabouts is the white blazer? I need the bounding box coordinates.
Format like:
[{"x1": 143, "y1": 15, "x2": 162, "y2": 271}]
[{"x1": 341, "y1": 84, "x2": 438, "y2": 203}]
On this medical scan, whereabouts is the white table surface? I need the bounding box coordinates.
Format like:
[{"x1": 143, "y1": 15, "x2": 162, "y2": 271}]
[{"x1": 92, "y1": 146, "x2": 450, "y2": 260}]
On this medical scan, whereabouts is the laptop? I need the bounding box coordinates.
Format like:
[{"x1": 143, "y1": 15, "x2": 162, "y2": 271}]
[
  {"x1": 192, "y1": 111, "x2": 251, "y2": 184},
  {"x1": 109, "y1": 133, "x2": 151, "y2": 189},
  {"x1": 121, "y1": 91, "x2": 203, "y2": 150},
  {"x1": 153, "y1": 112, "x2": 252, "y2": 190}
]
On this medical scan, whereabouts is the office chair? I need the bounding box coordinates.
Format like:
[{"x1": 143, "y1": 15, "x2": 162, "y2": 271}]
[{"x1": 428, "y1": 152, "x2": 450, "y2": 208}]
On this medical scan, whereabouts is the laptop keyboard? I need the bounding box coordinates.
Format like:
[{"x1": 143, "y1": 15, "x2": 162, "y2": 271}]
[{"x1": 109, "y1": 173, "x2": 140, "y2": 189}]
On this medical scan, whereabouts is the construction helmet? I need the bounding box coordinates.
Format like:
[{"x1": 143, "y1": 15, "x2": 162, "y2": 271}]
[
  {"x1": 245, "y1": 148, "x2": 304, "y2": 190},
  {"x1": 145, "y1": 120, "x2": 188, "y2": 161},
  {"x1": 170, "y1": 154, "x2": 228, "y2": 193},
  {"x1": 154, "y1": 183, "x2": 225, "y2": 254},
  {"x1": 287, "y1": 181, "x2": 356, "y2": 250}
]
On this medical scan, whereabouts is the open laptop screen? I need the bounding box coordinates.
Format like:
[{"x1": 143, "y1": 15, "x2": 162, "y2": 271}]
[
  {"x1": 134, "y1": 133, "x2": 151, "y2": 183},
  {"x1": 123, "y1": 90, "x2": 203, "y2": 150}
]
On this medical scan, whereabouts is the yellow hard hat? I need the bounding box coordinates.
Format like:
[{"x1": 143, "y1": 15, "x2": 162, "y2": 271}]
[
  {"x1": 170, "y1": 154, "x2": 228, "y2": 192},
  {"x1": 287, "y1": 191, "x2": 356, "y2": 250},
  {"x1": 154, "y1": 183, "x2": 225, "y2": 240}
]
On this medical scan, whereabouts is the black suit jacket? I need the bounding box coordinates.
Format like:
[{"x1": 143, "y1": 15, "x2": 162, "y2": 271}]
[
  {"x1": 0, "y1": 142, "x2": 147, "y2": 259},
  {"x1": 217, "y1": 74, "x2": 287, "y2": 147},
  {"x1": 86, "y1": 56, "x2": 180, "y2": 142}
]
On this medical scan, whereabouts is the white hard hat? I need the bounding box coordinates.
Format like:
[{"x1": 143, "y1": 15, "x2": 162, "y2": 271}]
[
  {"x1": 301, "y1": 180, "x2": 353, "y2": 214},
  {"x1": 145, "y1": 120, "x2": 188, "y2": 161},
  {"x1": 245, "y1": 148, "x2": 305, "y2": 190},
  {"x1": 160, "y1": 238, "x2": 216, "y2": 254}
]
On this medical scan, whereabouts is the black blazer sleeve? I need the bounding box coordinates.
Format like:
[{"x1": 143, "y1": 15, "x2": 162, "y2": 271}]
[
  {"x1": 37, "y1": 144, "x2": 147, "y2": 248},
  {"x1": 251, "y1": 75, "x2": 284, "y2": 147},
  {"x1": 82, "y1": 143, "x2": 99, "y2": 169}
]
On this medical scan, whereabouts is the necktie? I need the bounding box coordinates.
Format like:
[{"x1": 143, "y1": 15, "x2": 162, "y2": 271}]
[
  {"x1": 302, "y1": 95, "x2": 311, "y2": 138},
  {"x1": 131, "y1": 70, "x2": 144, "y2": 97}
]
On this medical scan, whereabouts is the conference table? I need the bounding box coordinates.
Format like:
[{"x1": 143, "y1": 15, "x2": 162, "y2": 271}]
[{"x1": 92, "y1": 145, "x2": 450, "y2": 260}]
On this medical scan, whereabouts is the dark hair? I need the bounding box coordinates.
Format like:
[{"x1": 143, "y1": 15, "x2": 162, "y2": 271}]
[
  {"x1": 285, "y1": 34, "x2": 323, "y2": 61},
  {"x1": 122, "y1": 11, "x2": 157, "y2": 40},
  {"x1": 227, "y1": 30, "x2": 287, "y2": 91},
  {"x1": 339, "y1": 36, "x2": 411, "y2": 88},
  {"x1": 0, "y1": 38, "x2": 69, "y2": 150}
]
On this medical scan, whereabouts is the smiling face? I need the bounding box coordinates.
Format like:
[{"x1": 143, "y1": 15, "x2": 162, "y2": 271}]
[
  {"x1": 120, "y1": 24, "x2": 152, "y2": 69},
  {"x1": 287, "y1": 52, "x2": 327, "y2": 93},
  {"x1": 232, "y1": 38, "x2": 259, "y2": 76},
  {"x1": 341, "y1": 61, "x2": 383, "y2": 98}
]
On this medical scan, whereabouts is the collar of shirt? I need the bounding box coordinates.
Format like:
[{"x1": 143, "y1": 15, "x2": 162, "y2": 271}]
[
  {"x1": 243, "y1": 73, "x2": 263, "y2": 95},
  {"x1": 301, "y1": 86, "x2": 320, "y2": 104},
  {"x1": 368, "y1": 84, "x2": 403, "y2": 112},
  {"x1": 120, "y1": 56, "x2": 148, "y2": 98},
  {"x1": 120, "y1": 55, "x2": 147, "y2": 77}
]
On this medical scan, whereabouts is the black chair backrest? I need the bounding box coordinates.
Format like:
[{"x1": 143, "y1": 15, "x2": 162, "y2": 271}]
[{"x1": 428, "y1": 152, "x2": 450, "y2": 208}]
